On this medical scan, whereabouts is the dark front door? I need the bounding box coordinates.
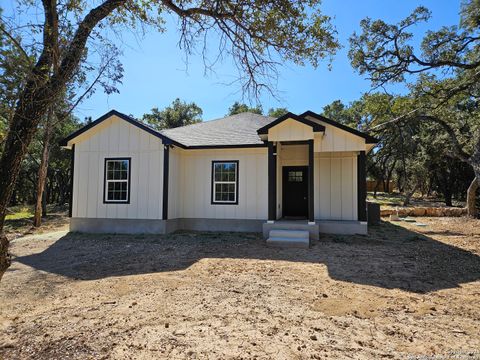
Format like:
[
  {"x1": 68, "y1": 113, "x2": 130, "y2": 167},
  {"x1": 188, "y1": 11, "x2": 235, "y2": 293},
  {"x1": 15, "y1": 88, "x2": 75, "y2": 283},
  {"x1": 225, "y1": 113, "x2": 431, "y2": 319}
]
[{"x1": 282, "y1": 166, "x2": 308, "y2": 218}]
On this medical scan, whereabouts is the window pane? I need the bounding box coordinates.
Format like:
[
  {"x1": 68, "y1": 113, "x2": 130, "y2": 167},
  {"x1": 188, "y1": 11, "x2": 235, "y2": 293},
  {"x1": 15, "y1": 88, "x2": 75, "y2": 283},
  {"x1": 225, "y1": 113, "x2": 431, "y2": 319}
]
[
  {"x1": 214, "y1": 162, "x2": 236, "y2": 182},
  {"x1": 105, "y1": 159, "x2": 130, "y2": 202},
  {"x1": 119, "y1": 191, "x2": 127, "y2": 201},
  {"x1": 288, "y1": 170, "x2": 302, "y2": 182},
  {"x1": 215, "y1": 183, "x2": 222, "y2": 201},
  {"x1": 213, "y1": 162, "x2": 237, "y2": 203},
  {"x1": 120, "y1": 160, "x2": 128, "y2": 171}
]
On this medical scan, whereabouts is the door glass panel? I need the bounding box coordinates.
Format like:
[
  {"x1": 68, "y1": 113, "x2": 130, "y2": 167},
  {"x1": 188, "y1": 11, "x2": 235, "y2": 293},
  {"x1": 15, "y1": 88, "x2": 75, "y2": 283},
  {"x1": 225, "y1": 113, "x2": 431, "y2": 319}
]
[{"x1": 288, "y1": 171, "x2": 303, "y2": 182}]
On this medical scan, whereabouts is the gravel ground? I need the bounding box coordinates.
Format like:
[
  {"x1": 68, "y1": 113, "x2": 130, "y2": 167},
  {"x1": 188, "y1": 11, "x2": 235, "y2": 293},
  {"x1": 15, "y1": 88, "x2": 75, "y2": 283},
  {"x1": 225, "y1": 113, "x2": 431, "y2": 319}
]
[{"x1": 1, "y1": 217, "x2": 479, "y2": 359}]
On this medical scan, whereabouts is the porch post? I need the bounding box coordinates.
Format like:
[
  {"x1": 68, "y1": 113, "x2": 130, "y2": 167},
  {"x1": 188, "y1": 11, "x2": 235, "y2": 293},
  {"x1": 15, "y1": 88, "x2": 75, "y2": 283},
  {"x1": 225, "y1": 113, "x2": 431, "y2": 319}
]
[
  {"x1": 268, "y1": 141, "x2": 276, "y2": 222},
  {"x1": 162, "y1": 142, "x2": 170, "y2": 220},
  {"x1": 357, "y1": 151, "x2": 367, "y2": 221},
  {"x1": 308, "y1": 139, "x2": 314, "y2": 223},
  {"x1": 68, "y1": 144, "x2": 75, "y2": 218}
]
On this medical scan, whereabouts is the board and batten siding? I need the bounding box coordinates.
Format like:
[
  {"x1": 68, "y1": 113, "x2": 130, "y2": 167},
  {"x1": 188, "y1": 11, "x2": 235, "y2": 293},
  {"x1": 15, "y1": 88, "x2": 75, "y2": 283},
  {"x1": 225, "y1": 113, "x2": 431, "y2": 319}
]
[
  {"x1": 268, "y1": 118, "x2": 314, "y2": 142},
  {"x1": 72, "y1": 116, "x2": 164, "y2": 219},
  {"x1": 168, "y1": 147, "x2": 268, "y2": 220},
  {"x1": 314, "y1": 152, "x2": 358, "y2": 221},
  {"x1": 313, "y1": 125, "x2": 366, "y2": 152},
  {"x1": 276, "y1": 144, "x2": 358, "y2": 221}
]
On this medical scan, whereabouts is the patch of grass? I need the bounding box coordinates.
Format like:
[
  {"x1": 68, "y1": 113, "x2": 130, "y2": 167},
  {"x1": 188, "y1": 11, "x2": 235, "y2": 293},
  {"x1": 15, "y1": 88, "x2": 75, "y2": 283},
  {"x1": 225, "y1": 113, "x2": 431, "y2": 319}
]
[
  {"x1": 367, "y1": 192, "x2": 404, "y2": 206},
  {"x1": 5, "y1": 206, "x2": 34, "y2": 220},
  {"x1": 4, "y1": 204, "x2": 69, "y2": 236}
]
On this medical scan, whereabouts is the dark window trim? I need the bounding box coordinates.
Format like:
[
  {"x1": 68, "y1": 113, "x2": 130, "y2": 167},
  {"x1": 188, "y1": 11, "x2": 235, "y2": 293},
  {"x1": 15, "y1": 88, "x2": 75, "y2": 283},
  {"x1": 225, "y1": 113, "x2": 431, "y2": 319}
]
[
  {"x1": 211, "y1": 160, "x2": 239, "y2": 205},
  {"x1": 103, "y1": 157, "x2": 131, "y2": 204}
]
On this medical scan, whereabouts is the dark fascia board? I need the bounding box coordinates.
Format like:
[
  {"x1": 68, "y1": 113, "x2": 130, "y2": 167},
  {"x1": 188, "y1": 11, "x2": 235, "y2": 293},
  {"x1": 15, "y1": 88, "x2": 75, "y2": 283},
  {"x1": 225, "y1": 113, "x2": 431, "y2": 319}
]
[
  {"x1": 257, "y1": 112, "x2": 325, "y2": 135},
  {"x1": 60, "y1": 109, "x2": 186, "y2": 148},
  {"x1": 300, "y1": 110, "x2": 379, "y2": 144},
  {"x1": 187, "y1": 143, "x2": 267, "y2": 150}
]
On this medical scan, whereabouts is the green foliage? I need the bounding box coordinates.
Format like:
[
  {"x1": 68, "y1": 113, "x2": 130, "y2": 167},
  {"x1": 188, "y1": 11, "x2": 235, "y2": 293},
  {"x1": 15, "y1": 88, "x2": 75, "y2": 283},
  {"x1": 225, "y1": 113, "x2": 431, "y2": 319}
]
[
  {"x1": 11, "y1": 111, "x2": 82, "y2": 206},
  {"x1": 227, "y1": 102, "x2": 263, "y2": 116},
  {"x1": 142, "y1": 98, "x2": 203, "y2": 130},
  {"x1": 267, "y1": 107, "x2": 288, "y2": 118},
  {"x1": 321, "y1": 100, "x2": 357, "y2": 126},
  {"x1": 5, "y1": 206, "x2": 33, "y2": 221},
  {"x1": 325, "y1": 93, "x2": 475, "y2": 205},
  {"x1": 0, "y1": 11, "x2": 31, "y2": 146},
  {"x1": 348, "y1": 1, "x2": 480, "y2": 206}
]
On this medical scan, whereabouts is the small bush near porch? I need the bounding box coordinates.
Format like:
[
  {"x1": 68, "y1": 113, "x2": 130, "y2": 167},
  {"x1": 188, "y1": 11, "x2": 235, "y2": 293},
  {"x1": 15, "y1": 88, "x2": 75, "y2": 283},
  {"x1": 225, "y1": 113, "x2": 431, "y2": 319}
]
[{"x1": 1, "y1": 217, "x2": 479, "y2": 359}]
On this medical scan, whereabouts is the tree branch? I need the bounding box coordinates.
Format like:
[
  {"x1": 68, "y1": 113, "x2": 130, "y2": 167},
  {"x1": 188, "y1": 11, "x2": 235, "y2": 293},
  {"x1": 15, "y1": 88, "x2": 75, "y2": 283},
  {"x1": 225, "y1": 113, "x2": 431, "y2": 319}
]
[{"x1": 0, "y1": 23, "x2": 32, "y2": 65}]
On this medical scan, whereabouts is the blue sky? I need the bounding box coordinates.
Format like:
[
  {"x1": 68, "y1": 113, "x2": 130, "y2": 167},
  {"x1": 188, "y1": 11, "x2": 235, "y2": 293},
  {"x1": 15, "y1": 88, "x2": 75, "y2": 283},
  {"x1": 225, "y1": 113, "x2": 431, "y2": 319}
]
[{"x1": 75, "y1": 0, "x2": 461, "y2": 122}]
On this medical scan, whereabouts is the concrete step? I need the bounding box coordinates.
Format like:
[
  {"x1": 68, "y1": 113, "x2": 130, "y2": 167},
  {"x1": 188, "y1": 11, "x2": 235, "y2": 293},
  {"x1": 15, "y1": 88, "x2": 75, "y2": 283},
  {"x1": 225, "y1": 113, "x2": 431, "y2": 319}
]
[
  {"x1": 269, "y1": 229, "x2": 310, "y2": 239},
  {"x1": 266, "y1": 236, "x2": 309, "y2": 248}
]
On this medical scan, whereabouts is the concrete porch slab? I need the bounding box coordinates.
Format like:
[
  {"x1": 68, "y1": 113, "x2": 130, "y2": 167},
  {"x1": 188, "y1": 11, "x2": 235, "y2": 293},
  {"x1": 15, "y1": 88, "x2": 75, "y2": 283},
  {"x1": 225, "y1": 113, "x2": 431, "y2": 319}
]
[{"x1": 262, "y1": 221, "x2": 319, "y2": 240}]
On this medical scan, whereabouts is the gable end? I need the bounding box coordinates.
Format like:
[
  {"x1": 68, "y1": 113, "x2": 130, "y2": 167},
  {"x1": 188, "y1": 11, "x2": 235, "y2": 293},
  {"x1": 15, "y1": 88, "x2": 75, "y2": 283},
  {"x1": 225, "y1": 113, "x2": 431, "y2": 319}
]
[
  {"x1": 257, "y1": 112, "x2": 325, "y2": 135},
  {"x1": 60, "y1": 110, "x2": 185, "y2": 148},
  {"x1": 300, "y1": 111, "x2": 378, "y2": 144}
]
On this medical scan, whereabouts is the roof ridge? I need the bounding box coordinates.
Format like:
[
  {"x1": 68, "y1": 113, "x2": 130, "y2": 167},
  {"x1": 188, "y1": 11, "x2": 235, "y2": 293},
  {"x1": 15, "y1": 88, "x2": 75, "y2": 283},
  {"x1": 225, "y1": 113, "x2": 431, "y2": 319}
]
[{"x1": 161, "y1": 112, "x2": 274, "y2": 134}]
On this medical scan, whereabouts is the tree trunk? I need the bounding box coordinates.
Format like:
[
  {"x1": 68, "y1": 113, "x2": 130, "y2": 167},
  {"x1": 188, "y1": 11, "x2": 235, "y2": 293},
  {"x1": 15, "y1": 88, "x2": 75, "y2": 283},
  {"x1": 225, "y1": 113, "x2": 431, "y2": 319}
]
[
  {"x1": 34, "y1": 110, "x2": 53, "y2": 227},
  {"x1": 374, "y1": 180, "x2": 381, "y2": 198},
  {"x1": 444, "y1": 187, "x2": 453, "y2": 207},
  {"x1": 466, "y1": 176, "x2": 478, "y2": 217},
  {"x1": 42, "y1": 190, "x2": 47, "y2": 218},
  {"x1": 0, "y1": 0, "x2": 126, "y2": 281},
  {"x1": 10, "y1": 190, "x2": 17, "y2": 206},
  {"x1": 385, "y1": 160, "x2": 397, "y2": 194},
  {"x1": 403, "y1": 185, "x2": 418, "y2": 207}
]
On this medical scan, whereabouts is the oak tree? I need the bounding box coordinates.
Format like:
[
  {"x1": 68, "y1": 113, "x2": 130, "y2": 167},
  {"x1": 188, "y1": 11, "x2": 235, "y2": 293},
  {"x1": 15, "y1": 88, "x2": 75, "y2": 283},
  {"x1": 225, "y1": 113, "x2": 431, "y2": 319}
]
[{"x1": 0, "y1": 0, "x2": 340, "y2": 279}]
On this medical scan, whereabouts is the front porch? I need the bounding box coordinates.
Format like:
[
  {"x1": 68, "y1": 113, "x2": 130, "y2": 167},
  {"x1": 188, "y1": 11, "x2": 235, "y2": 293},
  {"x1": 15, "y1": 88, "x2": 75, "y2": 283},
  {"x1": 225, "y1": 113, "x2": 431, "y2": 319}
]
[
  {"x1": 257, "y1": 112, "x2": 372, "y2": 245},
  {"x1": 262, "y1": 219, "x2": 368, "y2": 241}
]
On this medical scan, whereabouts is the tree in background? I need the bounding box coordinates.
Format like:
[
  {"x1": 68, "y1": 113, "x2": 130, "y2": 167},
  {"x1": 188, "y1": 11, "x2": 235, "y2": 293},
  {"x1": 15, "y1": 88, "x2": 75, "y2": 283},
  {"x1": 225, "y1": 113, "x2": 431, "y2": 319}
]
[
  {"x1": 267, "y1": 107, "x2": 288, "y2": 118},
  {"x1": 1, "y1": 9, "x2": 123, "y2": 228},
  {"x1": 322, "y1": 100, "x2": 357, "y2": 126},
  {"x1": 322, "y1": 93, "x2": 475, "y2": 207},
  {"x1": 227, "y1": 102, "x2": 263, "y2": 116},
  {"x1": 226, "y1": 103, "x2": 289, "y2": 117},
  {"x1": 349, "y1": 0, "x2": 480, "y2": 215},
  {"x1": 0, "y1": 0, "x2": 340, "y2": 278},
  {"x1": 143, "y1": 98, "x2": 203, "y2": 130}
]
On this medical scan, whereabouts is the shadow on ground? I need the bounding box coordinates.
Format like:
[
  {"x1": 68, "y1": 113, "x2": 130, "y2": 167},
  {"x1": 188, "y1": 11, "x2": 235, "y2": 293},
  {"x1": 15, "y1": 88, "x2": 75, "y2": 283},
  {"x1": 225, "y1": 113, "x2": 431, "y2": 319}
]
[{"x1": 14, "y1": 221, "x2": 480, "y2": 293}]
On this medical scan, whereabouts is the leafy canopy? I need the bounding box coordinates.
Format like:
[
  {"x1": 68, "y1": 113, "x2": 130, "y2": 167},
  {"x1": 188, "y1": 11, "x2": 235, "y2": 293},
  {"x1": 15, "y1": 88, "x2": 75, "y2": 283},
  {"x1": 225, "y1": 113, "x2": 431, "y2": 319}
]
[
  {"x1": 142, "y1": 98, "x2": 203, "y2": 130},
  {"x1": 227, "y1": 102, "x2": 262, "y2": 116}
]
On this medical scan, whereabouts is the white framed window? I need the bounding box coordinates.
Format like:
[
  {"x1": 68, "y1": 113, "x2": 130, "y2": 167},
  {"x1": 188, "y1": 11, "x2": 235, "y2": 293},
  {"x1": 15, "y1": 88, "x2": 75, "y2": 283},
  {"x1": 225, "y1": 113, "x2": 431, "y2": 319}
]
[
  {"x1": 211, "y1": 161, "x2": 238, "y2": 204},
  {"x1": 104, "y1": 158, "x2": 131, "y2": 203}
]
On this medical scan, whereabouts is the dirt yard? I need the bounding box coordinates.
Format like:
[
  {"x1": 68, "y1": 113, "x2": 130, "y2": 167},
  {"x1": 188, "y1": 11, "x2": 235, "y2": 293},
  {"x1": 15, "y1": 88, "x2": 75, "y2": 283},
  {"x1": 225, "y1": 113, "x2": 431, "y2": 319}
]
[{"x1": 1, "y1": 218, "x2": 479, "y2": 359}]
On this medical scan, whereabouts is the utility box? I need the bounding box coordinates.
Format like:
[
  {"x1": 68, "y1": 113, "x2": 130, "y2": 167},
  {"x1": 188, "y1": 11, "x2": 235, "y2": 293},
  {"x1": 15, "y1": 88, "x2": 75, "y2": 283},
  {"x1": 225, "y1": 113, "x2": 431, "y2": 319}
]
[{"x1": 367, "y1": 202, "x2": 380, "y2": 225}]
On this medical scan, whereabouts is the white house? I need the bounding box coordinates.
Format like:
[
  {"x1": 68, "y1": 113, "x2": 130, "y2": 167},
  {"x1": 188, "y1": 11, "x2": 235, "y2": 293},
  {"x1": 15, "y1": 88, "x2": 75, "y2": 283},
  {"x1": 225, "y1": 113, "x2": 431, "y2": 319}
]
[{"x1": 61, "y1": 110, "x2": 376, "y2": 242}]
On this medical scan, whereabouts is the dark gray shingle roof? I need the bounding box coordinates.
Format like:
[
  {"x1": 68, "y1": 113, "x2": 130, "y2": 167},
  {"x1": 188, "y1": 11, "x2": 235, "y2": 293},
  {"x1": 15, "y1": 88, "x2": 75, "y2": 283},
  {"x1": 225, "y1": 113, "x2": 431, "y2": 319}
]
[{"x1": 161, "y1": 112, "x2": 275, "y2": 147}]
